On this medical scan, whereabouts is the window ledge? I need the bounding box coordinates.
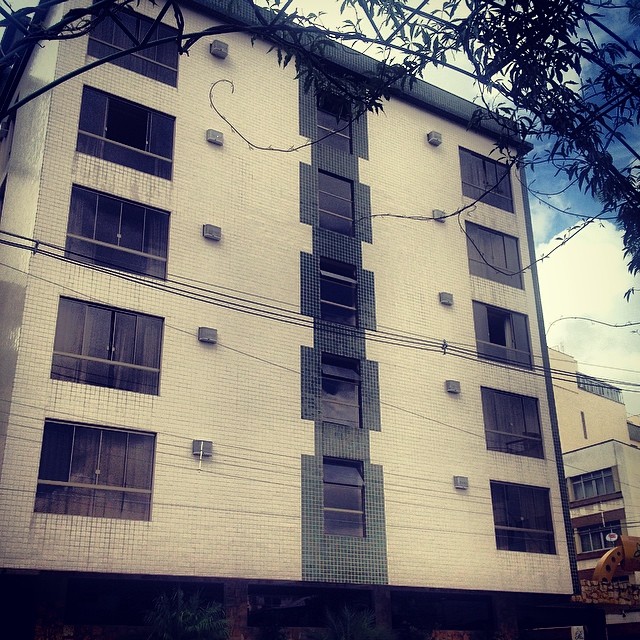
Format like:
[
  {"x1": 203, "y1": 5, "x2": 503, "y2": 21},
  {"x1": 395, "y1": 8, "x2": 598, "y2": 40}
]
[{"x1": 570, "y1": 491, "x2": 623, "y2": 508}]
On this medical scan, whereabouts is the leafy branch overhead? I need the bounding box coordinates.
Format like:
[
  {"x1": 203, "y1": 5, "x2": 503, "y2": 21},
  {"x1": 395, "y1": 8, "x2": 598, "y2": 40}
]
[{"x1": 1, "y1": 0, "x2": 638, "y2": 273}]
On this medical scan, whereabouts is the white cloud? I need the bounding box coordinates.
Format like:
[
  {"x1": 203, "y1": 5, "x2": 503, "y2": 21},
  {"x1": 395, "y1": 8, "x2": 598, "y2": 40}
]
[{"x1": 536, "y1": 221, "x2": 640, "y2": 417}]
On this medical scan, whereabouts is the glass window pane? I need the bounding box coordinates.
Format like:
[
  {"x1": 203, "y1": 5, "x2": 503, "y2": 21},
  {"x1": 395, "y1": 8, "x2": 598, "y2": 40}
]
[
  {"x1": 324, "y1": 510, "x2": 363, "y2": 536},
  {"x1": 68, "y1": 187, "x2": 98, "y2": 238},
  {"x1": 125, "y1": 433, "x2": 154, "y2": 489},
  {"x1": 54, "y1": 298, "x2": 87, "y2": 354},
  {"x1": 38, "y1": 422, "x2": 73, "y2": 481},
  {"x1": 94, "y1": 193, "x2": 121, "y2": 246},
  {"x1": 112, "y1": 312, "x2": 136, "y2": 364},
  {"x1": 79, "y1": 88, "x2": 107, "y2": 135},
  {"x1": 324, "y1": 484, "x2": 362, "y2": 511},
  {"x1": 119, "y1": 202, "x2": 145, "y2": 251},
  {"x1": 99, "y1": 430, "x2": 128, "y2": 487},
  {"x1": 70, "y1": 426, "x2": 101, "y2": 485},
  {"x1": 148, "y1": 112, "x2": 174, "y2": 159},
  {"x1": 133, "y1": 314, "x2": 162, "y2": 368},
  {"x1": 83, "y1": 305, "x2": 113, "y2": 359},
  {"x1": 143, "y1": 208, "x2": 169, "y2": 257}
]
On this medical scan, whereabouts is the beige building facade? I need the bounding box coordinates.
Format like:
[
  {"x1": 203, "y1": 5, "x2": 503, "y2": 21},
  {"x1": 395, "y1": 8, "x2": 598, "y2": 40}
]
[{"x1": 0, "y1": 1, "x2": 602, "y2": 638}]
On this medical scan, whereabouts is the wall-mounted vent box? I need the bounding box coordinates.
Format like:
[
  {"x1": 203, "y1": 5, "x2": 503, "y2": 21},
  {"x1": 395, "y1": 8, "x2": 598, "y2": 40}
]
[
  {"x1": 198, "y1": 327, "x2": 218, "y2": 344},
  {"x1": 206, "y1": 129, "x2": 224, "y2": 146},
  {"x1": 426, "y1": 130, "x2": 442, "y2": 146},
  {"x1": 439, "y1": 292, "x2": 454, "y2": 306},
  {"x1": 202, "y1": 224, "x2": 222, "y2": 241},
  {"x1": 210, "y1": 40, "x2": 228, "y2": 59},
  {"x1": 445, "y1": 380, "x2": 461, "y2": 394},
  {"x1": 453, "y1": 475, "x2": 469, "y2": 490},
  {"x1": 192, "y1": 440, "x2": 213, "y2": 457}
]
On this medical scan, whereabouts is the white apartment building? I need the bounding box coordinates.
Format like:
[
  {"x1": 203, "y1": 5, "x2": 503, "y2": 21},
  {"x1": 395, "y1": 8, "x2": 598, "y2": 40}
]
[{"x1": 0, "y1": 1, "x2": 604, "y2": 638}]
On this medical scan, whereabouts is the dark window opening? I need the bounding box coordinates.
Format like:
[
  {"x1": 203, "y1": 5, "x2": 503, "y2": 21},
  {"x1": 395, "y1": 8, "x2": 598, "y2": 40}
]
[
  {"x1": 466, "y1": 222, "x2": 522, "y2": 288},
  {"x1": 570, "y1": 468, "x2": 616, "y2": 501},
  {"x1": 578, "y1": 521, "x2": 622, "y2": 553},
  {"x1": 481, "y1": 388, "x2": 543, "y2": 458},
  {"x1": 321, "y1": 354, "x2": 360, "y2": 428},
  {"x1": 459, "y1": 148, "x2": 513, "y2": 212},
  {"x1": 77, "y1": 87, "x2": 174, "y2": 179},
  {"x1": 320, "y1": 258, "x2": 357, "y2": 326},
  {"x1": 323, "y1": 458, "x2": 365, "y2": 537},
  {"x1": 88, "y1": 8, "x2": 179, "y2": 86},
  {"x1": 35, "y1": 420, "x2": 155, "y2": 520},
  {"x1": 66, "y1": 185, "x2": 169, "y2": 278},
  {"x1": 490, "y1": 481, "x2": 555, "y2": 554},
  {"x1": 317, "y1": 93, "x2": 352, "y2": 153},
  {"x1": 318, "y1": 171, "x2": 354, "y2": 236},
  {"x1": 51, "y1": 298, "x2": 163, "y2": 395},
  {"x1": 473, "y1": 302, "x2": 531, "y2": 367}
]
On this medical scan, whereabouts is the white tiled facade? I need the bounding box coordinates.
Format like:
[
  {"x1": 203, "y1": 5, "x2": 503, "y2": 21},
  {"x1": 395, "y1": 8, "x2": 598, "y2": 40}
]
[{"x1": 0, "y1": 1, "x2": 583, "y2": 636}]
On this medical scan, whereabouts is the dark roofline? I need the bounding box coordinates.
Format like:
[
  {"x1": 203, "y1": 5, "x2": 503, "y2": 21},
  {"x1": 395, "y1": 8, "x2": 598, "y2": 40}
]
[{"x1": 0, "y1": 0, "x2": 530, "y2": 150}]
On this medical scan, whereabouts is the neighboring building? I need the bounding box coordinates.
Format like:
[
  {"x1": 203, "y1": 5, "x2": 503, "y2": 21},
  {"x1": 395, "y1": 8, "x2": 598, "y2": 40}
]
[
  {"x1": 0, "y1": 1, "x2": 602, "y2": 638},
  {"x1": 551, "y1": 348, "x2": 640, "y2": 636}
]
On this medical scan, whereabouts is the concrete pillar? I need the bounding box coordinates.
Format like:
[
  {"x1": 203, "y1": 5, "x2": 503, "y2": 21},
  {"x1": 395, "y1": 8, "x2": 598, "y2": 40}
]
[
  {"x1": 492, "y1": 594, "x2": 519, "y2": 640},
  {"x1": 372, "y1": 586, "x2": 392, "y2": 629},
  {"x1": 225, "y1": 580, "x2": 249, "y2": 640}
]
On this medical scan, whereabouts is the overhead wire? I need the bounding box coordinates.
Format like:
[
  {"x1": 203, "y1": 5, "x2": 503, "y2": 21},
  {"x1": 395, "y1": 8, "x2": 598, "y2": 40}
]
[{"x1": 1, "y1": 233, "x2": 639, "y2": 393}]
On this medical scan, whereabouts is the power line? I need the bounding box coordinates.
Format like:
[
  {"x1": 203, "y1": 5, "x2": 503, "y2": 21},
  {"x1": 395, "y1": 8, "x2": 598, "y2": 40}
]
[{"x1": 2, "y1": 234, "x2": 639, "y2": 392}]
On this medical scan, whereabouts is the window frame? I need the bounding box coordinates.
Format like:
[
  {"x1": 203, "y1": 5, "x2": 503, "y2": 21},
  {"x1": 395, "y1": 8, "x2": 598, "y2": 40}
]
[
  {"x1": 317, "y1": 93, "x2": 352, "y2": 153},
  {"x1": 320, "y1": 258, "x2": 358, "y2": 326},
  {"x1": 576, "y1": 373, "x2": 623, "y2": 403},
  {"x1": 472, "y1": 301, "x2": 532, "y2": 367},
  {"x1": 87, "y1": 8, "x2": 179, "y2": 86},
  {"x1": 459, "y1": 148, "x2": 514, "y2": 212},
  {"x1": 570, "y1": 468, "x2": 616, "y2": 501},
  {"x1": 481, "y1": 387, "x2": 543, "y2": 458},
  {"x1": 577, "y1": 521, "x2": 622, "y2": 553},
  {"x1": 35, "y1": 419, "x2": 155, "y2": 520},
  {"x1": 318, "y1": 171, "x2": 354, "y2": 236},
  {"x1": 323, "y1": 458, "x2": 365, "y2": 537},
  {"x1": 76, "y1": 86, "x2": 174, "y2": 179},
  {"x1": 66, "y1": 185, "x2": 169, "y2": 278},
  {"x1": 490, "y1": 481, "x2": 556, "y2": 554},
  {"x1": 51, "y1": 297, "x2": 163, "y2": 395},
  {"x1": 321, "y1": 353, "x2": 361, "y2": 429},
  {"x1": 466, "y1": 222, "x2": 522, "y2": 288}
]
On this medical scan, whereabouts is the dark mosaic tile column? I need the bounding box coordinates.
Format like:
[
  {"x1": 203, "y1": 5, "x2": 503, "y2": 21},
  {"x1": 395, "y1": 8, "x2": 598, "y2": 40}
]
[{"x1": 299, "y1": 82, "x2": 388, "y2": 584}]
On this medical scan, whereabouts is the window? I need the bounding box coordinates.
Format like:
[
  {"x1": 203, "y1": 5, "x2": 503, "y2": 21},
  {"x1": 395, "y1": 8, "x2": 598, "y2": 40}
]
[
  {"x1": 481, "y1": 388, "x2": 542, "y2": 458},
  {"x1": 77, "y1": 87, "x2": 174, "y2": 179},
  {"x1": 88, "y1": 9, "x2": 179, "y2": 86},
  {"x1": 35, "y1": 420, "x2": 154, "y2": 520},
  {"x1": 466, "y1": 222, "x2": 522, "y2": 288},
  {"x1": 319, "y1": 171, "x2": 354, "y2": 235},
  {"x1": 459, "y1": 148, "x2": 513, "y2": 212},
  {"x1": 321, "y1": 354, "x2": 360, "y2": 428},
  {"x1": 323, "y1": 458, "x2": 364, "y2": 537},
  {"x1": 320, "y1": 258, "x2": 357, "y2": 326},
  {"x1": 578, "y1": 521, "x2": 622, "y2": 553},
  {"x1": 66, "y1": 185, "x2": 169, "y2": 278},
  {"x1": 472, "y1": 302, "x2": 531, "y2": 367},
  {"x1": 570, "y1": 468, "x2": 616, "y2": 501},
  {"x1": 317, "y1": 93, "x2": 352, "y2": 153},
  {"x1": 490, "y1": 482, "x2": 555, "y2": 554},
  {"x1": 576, "y1": 373, "x2": 623, "y2": 403},
  {"x1": 51, "y1": 298, "x2": 163, "y2": 394}
]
